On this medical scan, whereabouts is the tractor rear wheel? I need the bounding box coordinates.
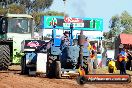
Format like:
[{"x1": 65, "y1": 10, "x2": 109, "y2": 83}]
[
  {"x1": 55, "y1": 61, "x2": 61, "y2": 79},
  {"x1": 0, "y1": 45, "x2": 10, "y2": 70},
  {"x1": 21, "y1": 55, "x2": 29, "y2": 74}
]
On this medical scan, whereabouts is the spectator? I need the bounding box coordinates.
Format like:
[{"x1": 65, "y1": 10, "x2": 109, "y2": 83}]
[
  {"x1": 84, "y1": 37, "x2": 91, "y2": 48},
  {"x1": 89, "y1": 43, "x2": 97, "y2": 74},
  {"x1": 83, "y1": 37, "x2": 91, "y2": 74},
  {"x1": 119, "y1": 48, "x2": 128, "y2": 75},
  {"x1": 126, "y1": 50, "x2": 132, "y2": 70}
]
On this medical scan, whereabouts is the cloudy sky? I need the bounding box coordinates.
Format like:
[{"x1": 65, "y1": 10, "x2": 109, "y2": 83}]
[{"x1": 50, "y1": 0, "x2": 132, "y2": 32}]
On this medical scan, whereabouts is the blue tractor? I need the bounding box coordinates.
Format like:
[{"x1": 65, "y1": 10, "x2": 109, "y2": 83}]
[{"x1": 46, "y1": 23, "x2": 90, "y2": 78}]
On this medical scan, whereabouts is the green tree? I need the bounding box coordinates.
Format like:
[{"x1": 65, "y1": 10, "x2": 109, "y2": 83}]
[
  {"x1": 8, "y1": 4, "x2": 25, "y2": 14},
  {"x1": 107, "y1": 11, "x2": 132, "y2": 39},
  {"x1": 0, "y1": 4, "x2": 25, "y2": 14},
  {"x1": 0, "y1": 7, "x2": 6, "y2": 15},
  {"x1": 20, "y1": 0, "x2": 53, "y2": 13},
  {"x1": 104, "y1": 11, "x2": 132, "y2": 49},
  {"x1": 0, "y1": 0, "x2": 54, "y2": 14},
  {"x1": 109, "y1": 15, "x2": 121, "y2": 37},
  {"x1": 120, "y1": 11, "x2": 132, "y2": 34}
]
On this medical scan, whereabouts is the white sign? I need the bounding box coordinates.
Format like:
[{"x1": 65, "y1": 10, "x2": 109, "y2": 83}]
[
  {"x1": 64, "y1": 17, "x2": 83, "y2": 23},
  {"x1": 63, "y1": 23, "x2": 84, "y2": 28}
]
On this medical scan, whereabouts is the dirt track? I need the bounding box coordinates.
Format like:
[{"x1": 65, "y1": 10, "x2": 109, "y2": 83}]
[{"x1": 0, "y1": 66, "x2": 132, "y2": 88}]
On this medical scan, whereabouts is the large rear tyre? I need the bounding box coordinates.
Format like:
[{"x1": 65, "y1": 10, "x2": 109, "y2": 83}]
[
  {"x1": 0, "y1": 45, "x2": 10, "y2": 70},
  {"x1": 55, "y1": 61, "x2": 61, "y2": 79},
  {"x1": 21, "y1": 55, "x2": 29, "y2": 75}
]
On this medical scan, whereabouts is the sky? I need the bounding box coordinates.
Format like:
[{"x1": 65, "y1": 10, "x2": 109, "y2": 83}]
[{"x1": 50, "y1": 0, "x2": 132, "y2": 32}]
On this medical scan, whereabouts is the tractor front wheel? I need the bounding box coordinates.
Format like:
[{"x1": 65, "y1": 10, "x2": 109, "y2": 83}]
[
  {"x1": 55, "y1": 61, "x2": 61, "y2": 79},
  {"x1": 21, "y1": 55, "x2": 29, "y2": 75}
]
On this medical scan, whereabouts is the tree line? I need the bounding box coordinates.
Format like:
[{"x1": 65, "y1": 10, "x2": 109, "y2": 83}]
[
  {"x1": 0, "y1": 0, "x2": 65, "y2": 25},
  {"x1": 103, "y1": 11, "x2": 132, "y2": 49},
  {"x1": 104, "y1": 11, "x2": 132, "y2": 40}
]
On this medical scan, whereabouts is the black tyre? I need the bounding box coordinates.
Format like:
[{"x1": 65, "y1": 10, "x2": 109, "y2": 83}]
[
  {"x1": 0, "y1": 45, "x2": 10, "y2": 70},
  {"x1": 108, "y1": 67, "x2": 114, "y2": 73},
  {"x1": 55, "y1": 61, "x2": 61, "y2": 79},
  {"x1": 21, "y1": 55, "x2": 29, "y2": 74},
  {"x1": 46, "y1": 62, "x2": 50, "y2": 77},
  {"x1": 76, "y1": 76, "x2": 87, "y2": 85},
  {"x1": 46, "y1": 55, "x2": 56, "y2": 78},
  {"x1": 46, "y1": 62, "x2": 56, "y2": 78}
]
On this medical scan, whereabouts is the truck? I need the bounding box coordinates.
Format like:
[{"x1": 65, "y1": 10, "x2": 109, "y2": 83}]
[{"x1": 0, "y1": 13, "x2": 34, "y2": 70}]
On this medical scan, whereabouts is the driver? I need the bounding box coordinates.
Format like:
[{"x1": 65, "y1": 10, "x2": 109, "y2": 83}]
[
  {"x1": 15, "y1": 20, "x2": 24, "y2": 33},
  {"x1": 61, "y1": 31, "x2": 70, "y2": 45},
  {"x1": 60, "y1": 31, "x2": 70, "y2": 50}
]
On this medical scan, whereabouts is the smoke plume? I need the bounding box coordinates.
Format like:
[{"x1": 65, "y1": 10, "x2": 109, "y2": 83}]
[{"x1": 71, "y1": 0, "x2": 87, "y2": 17}]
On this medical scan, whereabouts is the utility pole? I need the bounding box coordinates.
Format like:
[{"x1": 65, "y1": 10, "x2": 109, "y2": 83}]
[
  {"x1": 63, "y1": 0, "x2": 66, "y2": 17},
  {"x1": 63, "y1": 0, "x2": 66, "y2": 33}
]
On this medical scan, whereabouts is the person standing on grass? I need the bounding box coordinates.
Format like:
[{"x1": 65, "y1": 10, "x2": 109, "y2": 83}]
[
  {"x1": 83, "y1": 37, "x2": 91, "y2": 74},
  {"x1": 119, "y1": 48, "x2": 128, "y2": 75},
  {"x1": 126, "y1": 50, "x2": 132, "y2": 70},
  {"x1": 89, "y1": 43, "x2": 97, "y2": 74}
]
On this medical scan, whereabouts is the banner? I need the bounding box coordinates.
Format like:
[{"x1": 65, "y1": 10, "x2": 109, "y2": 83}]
[{"x1": 40, "y1": 16, "x2": 103, "y2": 31}]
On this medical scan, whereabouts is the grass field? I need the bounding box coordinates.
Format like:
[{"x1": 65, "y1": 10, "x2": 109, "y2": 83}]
[{"x1": 96, "y1": 66, "x2": 132, "y2": 75}]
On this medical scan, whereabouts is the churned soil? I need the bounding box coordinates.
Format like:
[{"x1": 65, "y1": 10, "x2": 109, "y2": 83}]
[{"x1": 0, "y1": 65, "x2": 132, "y2": 88}]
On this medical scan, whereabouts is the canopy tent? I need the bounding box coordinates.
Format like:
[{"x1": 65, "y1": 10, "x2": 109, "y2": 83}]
[
  {"x1": 120, "y1": 33, "x2": 132, "y2": 45},
  {"x1": 118, "y1": 33, "x2": 132, "y2": 50}
]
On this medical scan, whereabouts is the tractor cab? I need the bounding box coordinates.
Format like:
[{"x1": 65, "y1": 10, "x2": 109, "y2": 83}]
[{"x1": 0, "y1": 13, "x2": 35, "y2": 70}]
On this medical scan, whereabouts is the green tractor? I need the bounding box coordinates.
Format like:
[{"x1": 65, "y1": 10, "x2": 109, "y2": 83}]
[{"x1": 0, "y1": 13, "x2": 34, "y2": 70}]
